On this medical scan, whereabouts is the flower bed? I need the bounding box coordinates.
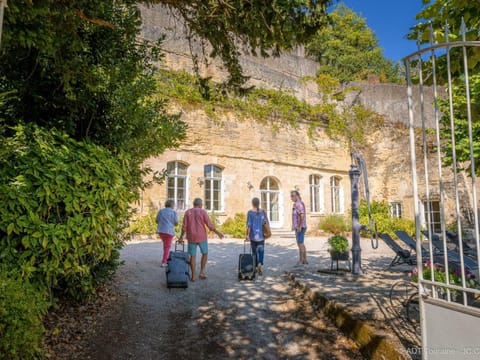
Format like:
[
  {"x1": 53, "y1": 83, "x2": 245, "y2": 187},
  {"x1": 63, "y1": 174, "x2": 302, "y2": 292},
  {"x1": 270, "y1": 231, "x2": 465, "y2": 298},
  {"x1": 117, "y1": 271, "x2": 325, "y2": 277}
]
[{"x1": 409, "y1": 260, "x2": 479, "y2": 304}]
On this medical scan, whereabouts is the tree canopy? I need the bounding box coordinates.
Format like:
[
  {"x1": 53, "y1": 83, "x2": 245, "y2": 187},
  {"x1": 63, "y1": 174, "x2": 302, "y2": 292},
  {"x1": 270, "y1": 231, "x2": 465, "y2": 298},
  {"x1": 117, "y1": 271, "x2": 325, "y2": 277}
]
[
  {"x1": 410, "y1": 0, "x2": 480, "y2": 43},
  {"x1": 306, "y1": 4, "x2": 400, "y2": 84},
  {"x1": 146, "y1": 0, "x2": 331, "y2": 88},
  {"x1": 1, "y1": 0, "x2": 185, "y2": 162},
  {"x1": 408, "y1": 0, "x2": 480, "y2": 176}
]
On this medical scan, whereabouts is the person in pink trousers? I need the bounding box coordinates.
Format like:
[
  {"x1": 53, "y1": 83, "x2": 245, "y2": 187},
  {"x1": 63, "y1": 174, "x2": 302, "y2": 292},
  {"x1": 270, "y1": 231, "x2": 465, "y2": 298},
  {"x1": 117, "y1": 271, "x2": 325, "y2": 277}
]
[{"x1": 156, "y1": 200, "x2": 179, "y2": 267}]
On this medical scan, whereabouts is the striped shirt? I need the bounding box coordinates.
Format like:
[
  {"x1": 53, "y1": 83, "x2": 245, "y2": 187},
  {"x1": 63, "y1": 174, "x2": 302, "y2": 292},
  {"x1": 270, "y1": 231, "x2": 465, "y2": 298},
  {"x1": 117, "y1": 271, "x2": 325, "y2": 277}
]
[{"x1": 292, "y1": 200, "x2": 307, "y2": 230}]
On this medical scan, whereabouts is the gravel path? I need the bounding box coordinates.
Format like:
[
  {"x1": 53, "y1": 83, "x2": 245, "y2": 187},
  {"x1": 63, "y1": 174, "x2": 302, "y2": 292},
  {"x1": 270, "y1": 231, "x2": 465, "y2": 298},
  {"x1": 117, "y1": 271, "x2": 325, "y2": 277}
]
[{"x1": 75, "y1": 236, "x2": 365, "y2": 360}]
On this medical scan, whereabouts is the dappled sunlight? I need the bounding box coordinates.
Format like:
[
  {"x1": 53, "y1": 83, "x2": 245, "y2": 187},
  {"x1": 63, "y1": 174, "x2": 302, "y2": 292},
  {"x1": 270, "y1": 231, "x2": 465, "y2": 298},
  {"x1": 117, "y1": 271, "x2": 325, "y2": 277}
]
[{"x1": 78, "y1": 235, "x2": 411, "y2": 359}]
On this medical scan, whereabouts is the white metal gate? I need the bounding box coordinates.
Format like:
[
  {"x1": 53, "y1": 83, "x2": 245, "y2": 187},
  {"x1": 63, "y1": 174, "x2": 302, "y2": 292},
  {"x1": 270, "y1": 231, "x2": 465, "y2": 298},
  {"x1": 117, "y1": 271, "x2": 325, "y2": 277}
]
[{"x1": 405, "y1": 21, "x2": 480, "y2": 359}]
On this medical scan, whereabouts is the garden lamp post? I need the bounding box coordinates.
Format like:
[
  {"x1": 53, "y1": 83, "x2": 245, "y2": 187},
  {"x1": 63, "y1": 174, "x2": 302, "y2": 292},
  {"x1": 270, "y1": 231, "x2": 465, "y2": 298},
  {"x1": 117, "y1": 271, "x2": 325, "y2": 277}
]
[{"x1": 349, "y1": 161, "x2": 363, "y2": 276}]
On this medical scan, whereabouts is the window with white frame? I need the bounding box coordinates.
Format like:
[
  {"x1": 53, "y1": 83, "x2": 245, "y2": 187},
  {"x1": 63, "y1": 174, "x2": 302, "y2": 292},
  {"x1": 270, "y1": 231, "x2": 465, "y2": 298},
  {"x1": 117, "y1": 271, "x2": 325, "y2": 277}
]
[
  {"x1": 166, "y1": 161, "x2": 188, "y2": 210},
  {"x1": 390, "y1": 202, "x2": 402, "y2": 218},
  {"x1": 330, "y1": 176, "x2": 343, "y2": 214},
  {"x1": 204, "y1": 165, "x2": 223, "y2": 211},
  {"x1": 423, "y1": 200, "x2": 441, "y2": 233},
  {"x1": 309, "y1": 174, "x2": 324, "y2": 213}
]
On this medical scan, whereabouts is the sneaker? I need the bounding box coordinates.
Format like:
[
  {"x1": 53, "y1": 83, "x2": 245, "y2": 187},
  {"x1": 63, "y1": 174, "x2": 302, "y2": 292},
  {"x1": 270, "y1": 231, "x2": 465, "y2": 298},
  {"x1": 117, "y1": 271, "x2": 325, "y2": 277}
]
[
  {"x1": 257, "y1": 265, "x2": 263, "y2": 276},
  {"x1": 161, "y1": 263, "x2": 168, "y2": 268}
]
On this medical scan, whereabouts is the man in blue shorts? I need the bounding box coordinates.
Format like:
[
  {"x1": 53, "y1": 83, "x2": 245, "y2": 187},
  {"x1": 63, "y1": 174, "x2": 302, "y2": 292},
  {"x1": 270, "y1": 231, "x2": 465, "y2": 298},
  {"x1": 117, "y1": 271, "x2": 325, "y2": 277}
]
[
  {"x1": 178, "y1": 198, "x2": 224, "y2": 281},
  {"x1": 291, "y1": 190, "x2": 307, "y2": 266}
]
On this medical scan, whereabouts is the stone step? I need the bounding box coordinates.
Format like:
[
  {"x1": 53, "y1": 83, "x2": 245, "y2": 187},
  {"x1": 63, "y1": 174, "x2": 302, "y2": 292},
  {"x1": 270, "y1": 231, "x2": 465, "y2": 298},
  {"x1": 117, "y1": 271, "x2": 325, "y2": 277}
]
[{"x1": 271, "y1": 229, "x2": 296, "y2": 238}]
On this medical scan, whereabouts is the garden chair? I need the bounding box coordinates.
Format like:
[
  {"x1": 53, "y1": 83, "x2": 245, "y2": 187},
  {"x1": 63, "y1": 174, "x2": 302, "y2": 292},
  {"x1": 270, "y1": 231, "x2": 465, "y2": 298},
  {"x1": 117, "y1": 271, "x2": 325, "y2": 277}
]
[
  {"x1": 378, "y1": 233, "x2": 416, "y2": 267},
  {"x1": 421, "y1": 230, "x2": 478, "y2": 272},
  {"x1": 445, "y1": 230, "x2": 477, "y2": 258},
  {"x1": 394, "y1": 230, "x2": 431, "y2": 260}
]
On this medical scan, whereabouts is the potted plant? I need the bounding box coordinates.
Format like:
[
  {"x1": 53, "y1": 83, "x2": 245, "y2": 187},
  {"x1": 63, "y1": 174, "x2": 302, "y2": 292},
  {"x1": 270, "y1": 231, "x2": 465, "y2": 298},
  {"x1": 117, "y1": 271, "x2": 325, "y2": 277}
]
[{"x1": 328, "y1": 234, "x2": 350, "y2": 261}]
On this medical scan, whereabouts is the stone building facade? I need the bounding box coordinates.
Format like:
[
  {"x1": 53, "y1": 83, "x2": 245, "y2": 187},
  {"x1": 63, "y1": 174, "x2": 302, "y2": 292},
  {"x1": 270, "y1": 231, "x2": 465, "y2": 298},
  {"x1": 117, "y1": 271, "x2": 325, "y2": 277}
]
[
  {"x1": 137, "y1": 4, "x2": 477, "y2": 232},
  {"x1": 142, "y1": 108, "x2": 351, "y2": 230}
]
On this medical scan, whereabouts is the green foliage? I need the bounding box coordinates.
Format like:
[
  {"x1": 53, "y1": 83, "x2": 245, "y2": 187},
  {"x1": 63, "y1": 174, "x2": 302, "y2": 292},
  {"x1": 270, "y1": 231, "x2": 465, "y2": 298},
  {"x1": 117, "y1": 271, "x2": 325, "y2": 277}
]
[
  {"x1": 307, "y1": 4, "x2": 400, "y2": 84},
  {"x1": 410, "y1": 0, "x2": 480, "y2": 47},
  {"x1": 220, "y1": 213, "x2": 247, "y2": 238},
  {"x1": 410, "y1": 261, "x2": 479, "y2": 296},
  {"x1": 328, "y1": 234, "x2": 349, "y2": 253},
  {"x1": 303, "y1": 73, "x2": 386, "y2": 149},
  {"x1": 319, "y1": 214, "x2": 351, "y2": 235},
  {"x1": 359, "y1": 200, "x2": 415, "y2": 237},
  {"x1": 408, "y1": 1, "x2": 480, "y2": 86},
  {"x1": 1, "y1": 0, "x2": 186, "y2": 163},
  {"x1": 175, "y1": 213, "x2": 185, "y2": 237},
  {"x1": 0, "y1": 125, "x2": 137, "y2": 301},
  {"x1": 156, "y1": 69, "x2": 321, "y2": 127},
  {"x1": 157, "y1": 69, "x2": 383, "y2": 148},
  {"x1": 126, "y1": 210, "x2": 158, "y2": 235},
  {"x1": 0, "y1": 268, "x2": 48, "y2": 360},
  {"x1": 437, "y1": 74, "x2": 480, "y2": 176},
  {"x1": 147, "y1": 0, "x2": 330, "y2": 89}
]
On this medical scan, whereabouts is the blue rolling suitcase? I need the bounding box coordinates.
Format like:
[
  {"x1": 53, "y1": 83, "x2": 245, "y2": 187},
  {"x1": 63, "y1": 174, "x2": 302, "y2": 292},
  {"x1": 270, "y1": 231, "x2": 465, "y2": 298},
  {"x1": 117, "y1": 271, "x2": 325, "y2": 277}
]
[
  {"x1": 166, "y1": 241, "x2": 190, "y2": 288},
  {"x1": 238, "y1": 242, "x2": 256, "y2": 281}
]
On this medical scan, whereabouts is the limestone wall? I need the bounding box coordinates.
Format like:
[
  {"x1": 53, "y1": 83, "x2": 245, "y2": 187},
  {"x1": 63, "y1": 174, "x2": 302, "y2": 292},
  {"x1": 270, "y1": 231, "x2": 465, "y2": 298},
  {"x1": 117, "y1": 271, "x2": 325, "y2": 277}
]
[
  {"x1": 139, "y1": 3, "x2": 438, "y2": 127},
  {"x1": 137, "y1": 4, "x2": 476, "y2": 232},
  {"x1": 142, "y1": 107, "x2": 351, "y2": 230}
]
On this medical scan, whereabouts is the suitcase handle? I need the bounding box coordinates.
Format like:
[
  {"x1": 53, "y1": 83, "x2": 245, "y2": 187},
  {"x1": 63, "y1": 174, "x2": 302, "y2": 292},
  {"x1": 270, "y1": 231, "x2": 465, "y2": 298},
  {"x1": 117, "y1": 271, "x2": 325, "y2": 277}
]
[
  {"x1": 175, "y1": 240, "x2": 185, "y2": 252},
  {"x1": 244, "y1": 240, "x2": 253, "y2": 255}
]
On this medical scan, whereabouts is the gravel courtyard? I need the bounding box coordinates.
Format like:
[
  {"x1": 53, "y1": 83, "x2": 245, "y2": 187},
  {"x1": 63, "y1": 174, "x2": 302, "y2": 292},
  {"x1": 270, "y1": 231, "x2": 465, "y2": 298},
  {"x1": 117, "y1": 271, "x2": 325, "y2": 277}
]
[{"x1": 68, "y1": 235, "x2": 377, "y2": 360}]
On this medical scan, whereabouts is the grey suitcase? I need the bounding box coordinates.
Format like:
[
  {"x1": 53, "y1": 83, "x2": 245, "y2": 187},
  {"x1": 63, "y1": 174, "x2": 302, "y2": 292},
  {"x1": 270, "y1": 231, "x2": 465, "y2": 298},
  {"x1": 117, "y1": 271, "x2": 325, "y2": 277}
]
[{"x1": 166, "y1": 241, "x2": 190, "y2": 288}]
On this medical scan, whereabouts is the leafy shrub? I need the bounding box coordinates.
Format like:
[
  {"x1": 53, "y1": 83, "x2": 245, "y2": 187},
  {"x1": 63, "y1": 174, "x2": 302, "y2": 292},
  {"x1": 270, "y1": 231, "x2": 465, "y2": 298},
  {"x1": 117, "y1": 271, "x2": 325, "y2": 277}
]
[
  {"x1": 126, "y1": 210, "x2": 158, "y2": 235},
  {"x1": 175, "y1": 212, "x2": 184, "y2": 237},
  {"x1": 328, "y1": 234, "x2": 349, "y2": 253},
  {"x1": 319, "y1": 214, "x2": 351, "y2": 235},
  {"x1": 0, "y1": 268, "x2": 48, "y2": 360},
  {"x1": 0, "y1": 125, "x2": 137, "y2": 300},
  {"x1": 359, "y1": 200, "x2": 415, "y2": 237},
  {"x1": 220, "y1": 213, "x2": 246, "y2": 238}
]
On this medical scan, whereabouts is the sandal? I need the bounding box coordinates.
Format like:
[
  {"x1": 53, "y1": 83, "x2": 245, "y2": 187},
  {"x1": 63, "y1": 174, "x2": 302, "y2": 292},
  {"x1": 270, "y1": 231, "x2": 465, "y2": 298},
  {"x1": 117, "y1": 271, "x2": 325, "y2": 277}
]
[{"x1": 199, "y1": 273, "x2": 207, "y2": 280}]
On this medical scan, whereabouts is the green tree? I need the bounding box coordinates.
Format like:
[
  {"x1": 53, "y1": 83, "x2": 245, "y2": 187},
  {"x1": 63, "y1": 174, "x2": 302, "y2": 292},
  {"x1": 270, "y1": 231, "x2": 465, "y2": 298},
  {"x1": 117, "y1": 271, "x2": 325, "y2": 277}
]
[
  {"x1": 409, "y1": 0, "x2": 480, "y2": 176},
  {"x1": 410, "y1": 0, "x2": 480, "y2": 44},
  {"x1": 306, "y1": 4, "x2": 399, "y2": 83},
  {"x1": 1, "y1": 0, "x2": 185, "y2": 163},
  {"x1": 438, "y1": 75, "x2": 480, "y2": 176},
  {"x1": 408, "y1": 0, "x2": 480, "y2": 84}
]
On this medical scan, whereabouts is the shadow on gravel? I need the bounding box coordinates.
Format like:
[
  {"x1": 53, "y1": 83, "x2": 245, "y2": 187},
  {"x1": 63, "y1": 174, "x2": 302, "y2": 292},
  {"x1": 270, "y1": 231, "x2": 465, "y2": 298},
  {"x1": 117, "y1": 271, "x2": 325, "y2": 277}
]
[{"x1": 78, "y1": 239, "x2": 365, "y2": 360}]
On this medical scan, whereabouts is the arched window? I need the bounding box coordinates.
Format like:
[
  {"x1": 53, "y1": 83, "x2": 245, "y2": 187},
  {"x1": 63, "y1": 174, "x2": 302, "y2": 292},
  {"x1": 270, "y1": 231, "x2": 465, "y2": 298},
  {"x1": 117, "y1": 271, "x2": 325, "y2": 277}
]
[
  {"x1": 204, "y1": 165, "x2": 223, "y2": 211},
  {"x1": 330, "y1": 176, "x2": 344, "y2": 214},
  {"x1": 167, "y1": 161, "x2": 188, "y2": 210},
  {"x1": 309, "y1": 175, "x2": 324, "y2": 213}
]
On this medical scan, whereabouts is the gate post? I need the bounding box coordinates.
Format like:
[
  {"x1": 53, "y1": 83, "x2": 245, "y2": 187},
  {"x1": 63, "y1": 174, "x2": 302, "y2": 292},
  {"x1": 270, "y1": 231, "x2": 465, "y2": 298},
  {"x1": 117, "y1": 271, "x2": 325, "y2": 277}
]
[{"x1": 349, "y1": 163, "x2": 363, "y2": 275}]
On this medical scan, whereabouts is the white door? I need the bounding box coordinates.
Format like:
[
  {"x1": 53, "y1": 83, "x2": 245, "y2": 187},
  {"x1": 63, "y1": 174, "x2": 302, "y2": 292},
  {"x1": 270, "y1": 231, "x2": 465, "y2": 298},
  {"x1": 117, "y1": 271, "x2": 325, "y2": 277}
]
[{"x1": 260, "y1": 177, "x2": 283, "y2": 228}]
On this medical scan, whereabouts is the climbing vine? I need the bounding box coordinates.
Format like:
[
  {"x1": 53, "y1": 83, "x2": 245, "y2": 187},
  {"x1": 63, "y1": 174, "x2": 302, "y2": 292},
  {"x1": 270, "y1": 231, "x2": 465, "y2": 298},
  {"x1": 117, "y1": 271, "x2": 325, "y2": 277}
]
[{"x1": 156, "y1": 69, "x2": 384, "y2": 147}]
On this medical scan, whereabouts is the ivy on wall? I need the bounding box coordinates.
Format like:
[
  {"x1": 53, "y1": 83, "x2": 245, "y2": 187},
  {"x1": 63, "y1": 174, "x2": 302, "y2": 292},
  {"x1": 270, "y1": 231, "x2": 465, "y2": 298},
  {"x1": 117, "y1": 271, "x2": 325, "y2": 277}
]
[{"x1": 156, "y1": 69, "x2": 384, "y2": 148}]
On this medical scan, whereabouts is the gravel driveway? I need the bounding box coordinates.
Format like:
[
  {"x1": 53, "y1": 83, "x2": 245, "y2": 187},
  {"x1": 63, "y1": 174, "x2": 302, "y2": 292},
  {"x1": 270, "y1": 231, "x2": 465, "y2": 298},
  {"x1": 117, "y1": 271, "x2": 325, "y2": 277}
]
[{"x1": 75, "y1": 236, "x2": 365, "y2": 360}]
